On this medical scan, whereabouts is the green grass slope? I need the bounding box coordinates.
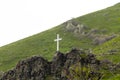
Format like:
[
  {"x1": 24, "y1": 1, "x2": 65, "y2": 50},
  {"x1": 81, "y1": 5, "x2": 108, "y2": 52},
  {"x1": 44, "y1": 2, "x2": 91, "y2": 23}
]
[
  {"x1": 0, "y1": 26, "x2": 92, "y2": 71},
  {"x1": 93, "y1": 36, "x2": 120, "y2": 79},
  {"x1": 0, "y1": 3, "x2": 120, "y2": 72},
  {"x1": 93, "y1": 36, "x2": 120, "y2": 63},
  {"x1": 76, "y1": 3, "x2": 120, "y2": 34}
]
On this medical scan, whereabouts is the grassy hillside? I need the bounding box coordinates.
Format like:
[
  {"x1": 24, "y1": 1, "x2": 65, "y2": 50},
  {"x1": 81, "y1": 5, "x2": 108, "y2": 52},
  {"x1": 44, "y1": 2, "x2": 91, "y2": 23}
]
[
  {"x1": 76, "y1": 3, "x2": 120, "y2": 34},
  {"x1": 93, "y1": 36, "x2": 120, "y2": 63},
  {"x1": 0, "y1": 26, "x2": 93, "y2": 71},
  {"x1": 0, "y1": 3, "x2": 120, "y2": 73}
]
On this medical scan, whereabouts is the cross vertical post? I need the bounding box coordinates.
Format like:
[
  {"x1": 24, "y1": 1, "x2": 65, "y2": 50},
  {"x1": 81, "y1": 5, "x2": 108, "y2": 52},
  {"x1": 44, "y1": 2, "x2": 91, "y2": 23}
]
[{"x1": 54, "y1": 34, "x2": 62, "y2": 51}]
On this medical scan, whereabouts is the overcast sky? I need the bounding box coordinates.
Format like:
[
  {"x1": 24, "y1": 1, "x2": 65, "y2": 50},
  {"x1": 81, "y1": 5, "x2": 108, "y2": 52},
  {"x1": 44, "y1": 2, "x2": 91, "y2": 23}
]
[{"x1": 0, "y1": 0, "x2": 120, "y2": 46}]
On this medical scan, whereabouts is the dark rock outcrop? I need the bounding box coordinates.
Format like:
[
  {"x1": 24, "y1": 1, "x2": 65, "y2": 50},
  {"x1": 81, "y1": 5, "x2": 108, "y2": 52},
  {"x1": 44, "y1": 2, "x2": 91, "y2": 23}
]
[
  {"x1": 51, "y1": 52, "x2": 66, "y2": 79},
  {"x1": 1, "y1": 56, "x2": 50, "y2": 80},
  {"x1": 1, "y1": 49, "x2": 119, "y2": 80}
]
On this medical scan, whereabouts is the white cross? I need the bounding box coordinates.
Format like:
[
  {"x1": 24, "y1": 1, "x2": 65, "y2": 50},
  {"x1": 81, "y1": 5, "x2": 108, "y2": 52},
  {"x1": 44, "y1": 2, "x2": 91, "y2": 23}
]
[{"x1": 54, "y1": 34, "x2": 62, "y2": 51}]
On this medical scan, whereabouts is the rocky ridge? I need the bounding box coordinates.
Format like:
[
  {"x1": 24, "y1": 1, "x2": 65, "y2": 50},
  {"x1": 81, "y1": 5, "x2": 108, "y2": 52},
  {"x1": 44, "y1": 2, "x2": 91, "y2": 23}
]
[{"x1": 1, "y1": 49, "x2": 120, "y2": 80}]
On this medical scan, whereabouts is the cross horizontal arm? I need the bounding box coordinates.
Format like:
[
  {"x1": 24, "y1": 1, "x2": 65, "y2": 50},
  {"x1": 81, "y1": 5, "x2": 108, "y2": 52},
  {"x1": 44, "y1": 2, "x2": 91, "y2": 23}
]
[{"x1": 54, "y1": 38, "x2": 62, "y2": 41}]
